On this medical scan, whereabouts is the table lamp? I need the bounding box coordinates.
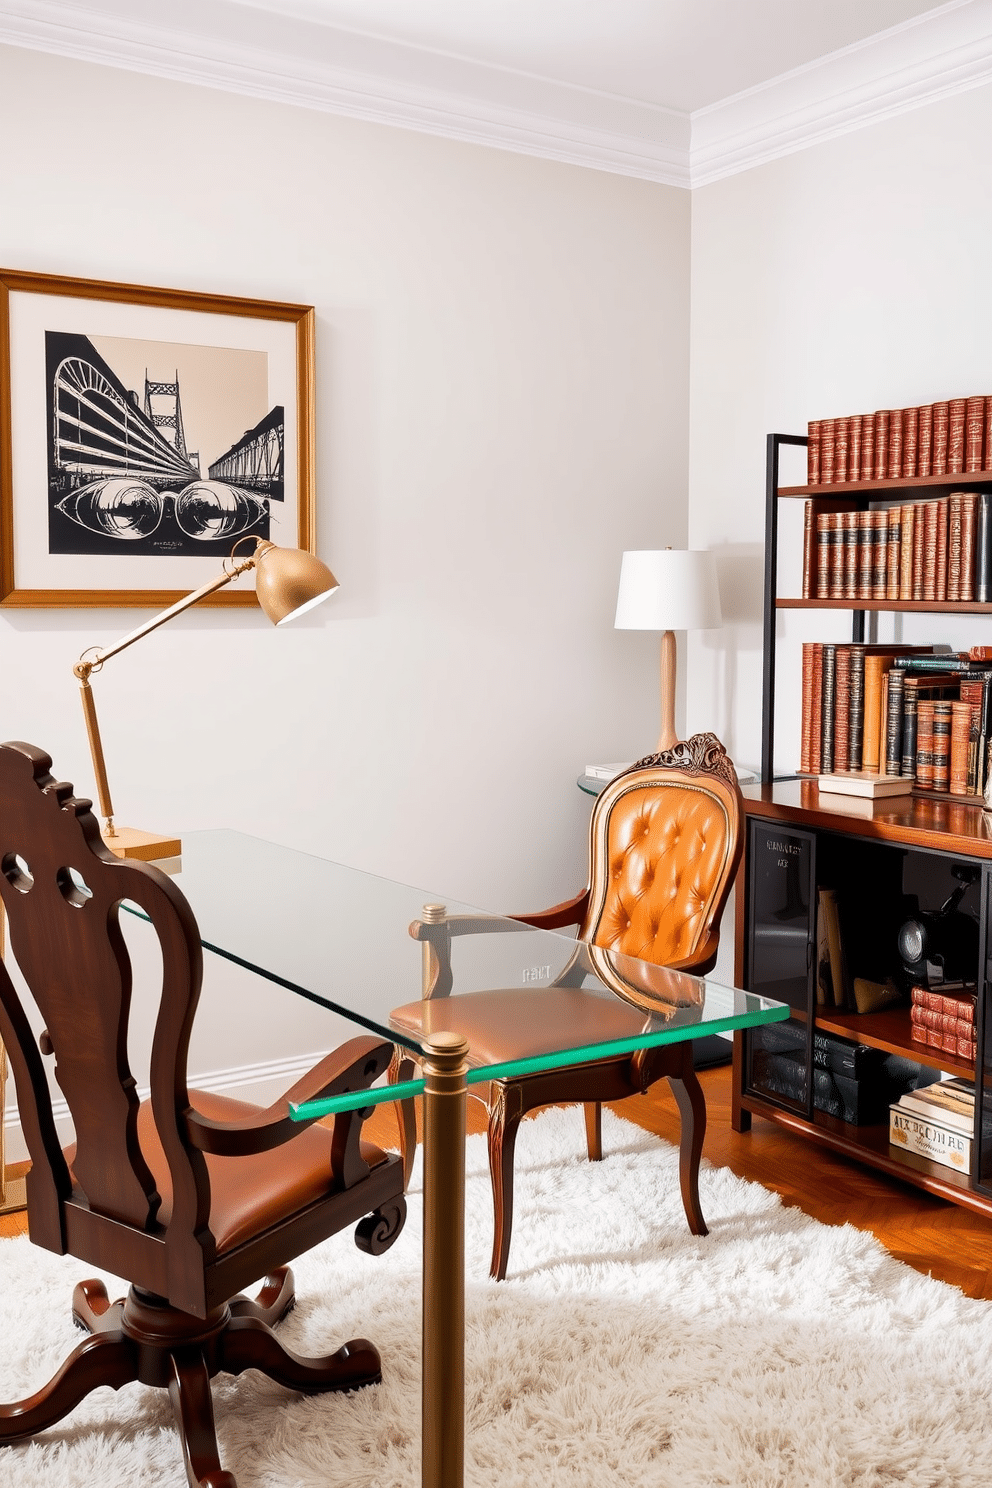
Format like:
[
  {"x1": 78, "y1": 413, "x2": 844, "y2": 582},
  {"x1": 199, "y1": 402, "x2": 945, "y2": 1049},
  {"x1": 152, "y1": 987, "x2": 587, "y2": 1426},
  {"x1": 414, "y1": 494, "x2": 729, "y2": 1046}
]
[
  {"x1": 74, "y1": 537, "x2": 339, "y2": 860},
  {"x1": 614, "y1": 548, "x2": 722, "y2": 753}
]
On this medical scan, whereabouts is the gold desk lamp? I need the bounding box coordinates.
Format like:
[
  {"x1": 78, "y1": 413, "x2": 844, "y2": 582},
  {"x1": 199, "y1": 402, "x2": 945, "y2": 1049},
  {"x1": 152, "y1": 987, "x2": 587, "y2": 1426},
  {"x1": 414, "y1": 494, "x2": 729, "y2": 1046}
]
[{"x1": 73, "y1": 537, "x2": 339, "y2": 860}]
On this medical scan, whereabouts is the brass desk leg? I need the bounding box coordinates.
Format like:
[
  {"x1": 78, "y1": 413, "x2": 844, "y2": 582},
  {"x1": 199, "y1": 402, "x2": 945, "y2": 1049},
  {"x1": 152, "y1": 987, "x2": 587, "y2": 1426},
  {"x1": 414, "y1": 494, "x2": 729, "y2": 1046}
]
[{"x1": 422, "y1": 1032, "x2": 468, "y2": 1488}]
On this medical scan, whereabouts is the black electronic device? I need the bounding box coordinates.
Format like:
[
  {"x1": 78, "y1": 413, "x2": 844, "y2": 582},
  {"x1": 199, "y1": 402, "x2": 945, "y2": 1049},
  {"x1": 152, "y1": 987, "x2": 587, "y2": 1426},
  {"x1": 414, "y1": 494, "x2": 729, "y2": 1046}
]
[{"x1": 896, "y1": 863, "x2": 980, "y2": 988}]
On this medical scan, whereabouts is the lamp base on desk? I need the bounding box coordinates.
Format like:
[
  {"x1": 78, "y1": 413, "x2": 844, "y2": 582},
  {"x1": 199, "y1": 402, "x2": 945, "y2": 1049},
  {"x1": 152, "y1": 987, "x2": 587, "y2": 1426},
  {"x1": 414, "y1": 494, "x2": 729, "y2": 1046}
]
[{"x1": 103, "y1": 826, "x2": 182, "y2": 861}]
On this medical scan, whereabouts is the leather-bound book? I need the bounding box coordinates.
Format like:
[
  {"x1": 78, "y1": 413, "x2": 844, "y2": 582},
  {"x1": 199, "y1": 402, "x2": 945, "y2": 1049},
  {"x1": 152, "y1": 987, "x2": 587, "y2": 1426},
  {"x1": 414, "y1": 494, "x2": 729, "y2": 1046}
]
[
  {"x1": 899, "y1": 503, "x2": 915, "y2": 600},
  {"x1": 950, "y1": 700, "x2": 972, "y2": 795},
  {"x1": 932, "y1": 401, "x2": 949, "y2": 475},
  {"x1": 859, "y1": 413, "x2": 875, "y2": 482},
  {"x1": 802, "y1": 500, "x2": 815, "y2": 598},
  {"x1": 857, "y1": 509, "x2": 873, "y2": 600},
  {"x1": 957, "y1": 675, "x2": 989, "y2": 792},
  {"x1": 948, "y1": 397, "x2": 967, "y2": 474},
  {"x1": 959, "y1": 491, "x2": 978, "y2": 601},
  {"x1": 885, "y1": 506, "x2": 901, "y2": 601},
  {"x1": 901, "y1": 406, "x2": 918, "y2": 478},
  {"x1": 912, "y1": 502, "x2": 926, "y2": 599},
  {"x1": 800, "y1": 641, "x2": 816, "y2": 773},
  {"x1": 871, "y1": 508, "x2": 888, "y2": 600},
  {"x1": 829, "y1": 512, "x2": 846, "y2": 598},
  {"x1": 863, "y1": 654, "x2": 896, "y2": 773},
  {"x1": 810, "y1": 644, "x2": 824, "y2": 777},
  {"x1": 834, "y1": 417, "x2": 850, "y2": 482},
  {"x1": 807, "y1": 422, "x2": 821, "y2": 484},
  {"x1": 901, "y1": 676, "x2": 918, "y2": 778},
  {"x1": 873, "y1": 409, "x2": 889, "y2": 481},
  {"x1": 976, "y1": 492, "x2": 992, "y2": 602},
  {"x1": 917, "y1": 404, "x2": 933, "y2": 476},
  {"x1": 886, "y1": 409, "x2": 903, "y2": 480},
  {"x1": 848, "y1": 647, "x2": 866, "y2": 770},
  {"x1": 816, "y1": 511, "x2": 831, "y2": 599},
  {"x1": 821, "y1": 644, "x2": 836, "y2": 772},
  {"x1": 935, "y1": 495, "x2": 949, "y2": 601},
  {"x1": 885, "y1": 668, "x2": 905, "y2": 776},
  {"x1": 848, "y1": 415, "x2": 862, "y2": 485},
  {"x1": 947, "y1": 492, "x2": 963, "y2": 602},
  {"x1": 922, "y1": 499, "x2": 940, "y2": 600},
  {"x1": 820, "y1": 418, "x2": 836, "y2": 483},
  {"x1": 965, "y1": 396, "x2": 986, "y2": 472},
  {"x1": 931, "y1": 700, "x2": 953, "y2": 792},
  {"x1": 986, "y1": 396, "x2": 992, "y2": 470},
  {"x1": 843, "y1": 510, "x2": 859, "y2": 599},
  {"x1": 915, "y1": 699, "x2": 935, "y2": 788},
  {"x1": 833, "y1": 646, "x2": 852, "y2": 773}
]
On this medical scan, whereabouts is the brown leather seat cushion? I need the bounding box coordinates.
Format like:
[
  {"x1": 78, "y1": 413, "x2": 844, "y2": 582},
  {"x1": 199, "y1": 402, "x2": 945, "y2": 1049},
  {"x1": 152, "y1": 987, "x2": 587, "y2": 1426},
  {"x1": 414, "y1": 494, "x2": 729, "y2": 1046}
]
[
  {"x1": 391, "y1": 986, "x2": 655, "y2": 1067},
  {"x1": 69, "y1": 1090, "x2": 389, "y2": 1254}
]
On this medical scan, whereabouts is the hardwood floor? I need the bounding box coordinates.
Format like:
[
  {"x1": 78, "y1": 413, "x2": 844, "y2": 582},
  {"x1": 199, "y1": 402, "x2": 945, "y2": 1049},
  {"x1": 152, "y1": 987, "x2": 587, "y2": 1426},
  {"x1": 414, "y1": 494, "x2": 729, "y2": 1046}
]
[{"x1": 5, "y1": 1062, "x2": 992, "y2": 1297}]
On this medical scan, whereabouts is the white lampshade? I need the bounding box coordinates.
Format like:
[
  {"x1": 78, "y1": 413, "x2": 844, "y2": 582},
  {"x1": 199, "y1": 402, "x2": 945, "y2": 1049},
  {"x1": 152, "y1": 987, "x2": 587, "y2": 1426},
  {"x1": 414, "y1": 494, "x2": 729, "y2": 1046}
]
[{"x1": 614, "y1": 549, "x2": 722, "y2": 631}]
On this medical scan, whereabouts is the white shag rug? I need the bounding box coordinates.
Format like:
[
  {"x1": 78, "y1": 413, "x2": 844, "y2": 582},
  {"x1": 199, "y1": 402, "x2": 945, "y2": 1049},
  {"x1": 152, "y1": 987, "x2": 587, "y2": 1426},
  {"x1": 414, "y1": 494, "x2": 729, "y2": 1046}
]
[{"x1": 1, "y1": 1107, "x2": 991, "y2": 1488}]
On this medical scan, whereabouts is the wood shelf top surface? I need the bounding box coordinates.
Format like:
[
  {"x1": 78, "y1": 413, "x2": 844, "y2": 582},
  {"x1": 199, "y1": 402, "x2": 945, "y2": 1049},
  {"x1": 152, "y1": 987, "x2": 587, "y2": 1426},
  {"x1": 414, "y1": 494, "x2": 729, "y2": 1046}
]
[
  {"x1": 814, "y1": 1005, "x2": 976, "y2": 1076},
  {"x1": 776, "y1": 597, "x2": 992, "y2": 613},
  {"x1": 780, "y1": 470, "x2": 992, "y2": 498},
  {"x1": 741, "y1": 778, "x2": 992, "y2": 855}
]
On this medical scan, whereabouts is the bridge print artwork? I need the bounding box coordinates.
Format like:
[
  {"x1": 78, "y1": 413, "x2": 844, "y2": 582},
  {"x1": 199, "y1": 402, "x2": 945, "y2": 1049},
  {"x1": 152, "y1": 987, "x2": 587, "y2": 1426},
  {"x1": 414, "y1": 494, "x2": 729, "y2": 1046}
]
[
  {"x1": 47, "y1": 332, "x2": 285, "y2": 559},
  {"x1": 1, "y1": 270, "x2": 314, "y2": 607}
]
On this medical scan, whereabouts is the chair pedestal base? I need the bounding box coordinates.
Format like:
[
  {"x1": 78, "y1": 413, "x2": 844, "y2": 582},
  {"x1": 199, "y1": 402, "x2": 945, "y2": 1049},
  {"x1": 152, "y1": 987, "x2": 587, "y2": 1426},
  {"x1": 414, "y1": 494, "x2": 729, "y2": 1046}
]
[{"x1": 0, "y1": 1267, "x2": 381, "y2": 1488}]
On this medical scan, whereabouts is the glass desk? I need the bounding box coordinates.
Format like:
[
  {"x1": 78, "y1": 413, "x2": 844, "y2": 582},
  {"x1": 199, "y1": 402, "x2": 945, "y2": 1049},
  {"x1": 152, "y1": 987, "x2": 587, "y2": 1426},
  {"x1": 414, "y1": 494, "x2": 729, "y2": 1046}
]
[{"x1": 160, "y1": 830, "x2": 788, "y2": 1488}]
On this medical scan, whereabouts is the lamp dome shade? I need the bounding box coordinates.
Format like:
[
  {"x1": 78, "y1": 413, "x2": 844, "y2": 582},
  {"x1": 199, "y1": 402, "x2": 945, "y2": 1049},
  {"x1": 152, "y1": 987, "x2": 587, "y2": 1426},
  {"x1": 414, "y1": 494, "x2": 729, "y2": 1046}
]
[
  {"x1": 253, "y1": 543, "x2": 339, "y2": 625},
  {"x1": 614, "y1": 549, "x2": 722, "y2": 631}
]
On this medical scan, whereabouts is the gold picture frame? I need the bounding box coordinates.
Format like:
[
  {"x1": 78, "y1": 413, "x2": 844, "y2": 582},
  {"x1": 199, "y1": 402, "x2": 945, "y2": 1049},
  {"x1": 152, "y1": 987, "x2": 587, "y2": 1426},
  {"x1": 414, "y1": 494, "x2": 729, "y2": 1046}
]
[{"x1": 0, "y1": 269, "x2": 315, "y2": 608}]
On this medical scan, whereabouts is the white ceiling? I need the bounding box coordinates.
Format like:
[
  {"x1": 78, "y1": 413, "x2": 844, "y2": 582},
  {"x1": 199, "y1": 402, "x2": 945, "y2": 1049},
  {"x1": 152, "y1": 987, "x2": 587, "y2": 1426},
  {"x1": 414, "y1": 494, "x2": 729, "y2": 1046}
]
[
  {"x1": 2, "y1": 0, "x2": 992, "y2": 184},
  {"x1": 225, "y1": 0, "x2": 943, "y2": 113}
]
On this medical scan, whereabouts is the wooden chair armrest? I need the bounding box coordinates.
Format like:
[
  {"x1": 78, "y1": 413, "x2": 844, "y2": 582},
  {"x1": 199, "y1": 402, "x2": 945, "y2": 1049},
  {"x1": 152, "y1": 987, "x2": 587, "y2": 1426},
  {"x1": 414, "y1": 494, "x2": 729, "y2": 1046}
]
[
  {"x1": 509, "y1": 889, "x2": 589, "y2": 931},
  {"x1": 185, "y1": 1035, "x2": 393, "y2": 1157},
  {"x1": 665, "y1": 930, "x2": 720, "y2": 977}
]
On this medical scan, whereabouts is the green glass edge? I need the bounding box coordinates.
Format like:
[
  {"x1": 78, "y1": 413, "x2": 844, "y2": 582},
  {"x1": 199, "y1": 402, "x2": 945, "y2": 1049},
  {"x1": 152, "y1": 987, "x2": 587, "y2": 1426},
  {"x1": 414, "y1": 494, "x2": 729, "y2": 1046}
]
[{"x1": 289, "y1": 1004, "x2": 789, "y2": 1120}]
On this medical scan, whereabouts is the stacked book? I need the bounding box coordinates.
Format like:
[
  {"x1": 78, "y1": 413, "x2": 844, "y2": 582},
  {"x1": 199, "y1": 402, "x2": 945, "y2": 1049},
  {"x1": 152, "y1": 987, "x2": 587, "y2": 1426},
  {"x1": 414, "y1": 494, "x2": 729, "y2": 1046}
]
[
  {"x1": 909, "y1": 982, "x2": 977, "y2": 1063},
  {"x1": 752, "y1": 1023, "x2": 922, "y2": 1125},
  {"x1": 806, "y1": 398, "x2": 992, "y2": 485},
  {"x1": 800, "y1": 644, "x2": 992, "y2": 798},
  {"x1": 802, "y1": 492, "x2": 992, "y2": 604},
  {"x1": 890, "y1": 1076, "x2": 982, "y2": 1172}
]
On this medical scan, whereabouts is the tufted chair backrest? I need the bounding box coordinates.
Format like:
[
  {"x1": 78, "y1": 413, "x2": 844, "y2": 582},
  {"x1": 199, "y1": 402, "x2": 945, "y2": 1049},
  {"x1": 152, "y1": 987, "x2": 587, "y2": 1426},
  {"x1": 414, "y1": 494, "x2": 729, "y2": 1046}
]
[{"x1": 579, "y1": 733, "x2": 743, "y2": 976}]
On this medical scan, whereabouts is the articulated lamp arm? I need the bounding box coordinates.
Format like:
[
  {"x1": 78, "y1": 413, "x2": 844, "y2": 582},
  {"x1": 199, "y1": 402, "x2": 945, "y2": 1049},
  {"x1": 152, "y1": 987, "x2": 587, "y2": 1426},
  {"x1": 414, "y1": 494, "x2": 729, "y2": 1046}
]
[{"x1": 72, "y1": 538, "x2": 338, "y2": 842}]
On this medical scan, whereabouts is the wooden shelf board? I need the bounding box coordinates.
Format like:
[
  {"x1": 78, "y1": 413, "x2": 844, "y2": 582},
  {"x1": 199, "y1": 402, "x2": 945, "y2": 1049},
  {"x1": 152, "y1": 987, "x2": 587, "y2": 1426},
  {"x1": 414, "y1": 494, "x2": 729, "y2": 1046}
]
[
  {"x1": 779, "y1": 471, "x2": 992, "y2": 498},
  {"x1": 813, "y1": 1005, "x2": 976, "y2": 1076},
  {"x1": 776, "y1": 597, "x2": 992, "y2": 613},
  {"x1": 741, "y1": 780, "x2": 992, "y2": 856},
  {"x1": 741, "y1": 1091, "x2": 990, "y2": 1208}
]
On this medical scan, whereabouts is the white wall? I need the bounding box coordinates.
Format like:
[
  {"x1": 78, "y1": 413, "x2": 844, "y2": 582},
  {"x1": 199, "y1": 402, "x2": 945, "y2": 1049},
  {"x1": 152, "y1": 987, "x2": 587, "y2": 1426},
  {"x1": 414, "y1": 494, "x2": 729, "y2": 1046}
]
[
  {"x1": 687, "y1": 82, "x2": 992, "y2": 773},
  {"x1": 0, "y1": 46, "x2": 691, "y2": 1143}
]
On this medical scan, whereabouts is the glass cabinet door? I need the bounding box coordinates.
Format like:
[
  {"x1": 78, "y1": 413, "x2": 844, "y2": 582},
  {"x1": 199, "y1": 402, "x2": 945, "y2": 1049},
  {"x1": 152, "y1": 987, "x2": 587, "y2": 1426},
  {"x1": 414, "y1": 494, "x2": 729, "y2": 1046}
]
[{"x1": 744, "y1": 820, "x2": 815, "y2": 1115}]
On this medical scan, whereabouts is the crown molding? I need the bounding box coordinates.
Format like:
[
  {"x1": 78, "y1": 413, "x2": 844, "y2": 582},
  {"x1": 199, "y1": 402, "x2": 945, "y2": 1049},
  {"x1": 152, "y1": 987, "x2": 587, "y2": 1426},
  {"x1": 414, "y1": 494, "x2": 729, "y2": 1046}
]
[
  {"x1": 0, "y1": 0, "x2": 691, "y2": 186},
  {"x1": 691, "y1": 0, "x2": 992, "y2": 186},
  {"x1": 1, "y1": 2, "x2": 992, "y2": 189}
]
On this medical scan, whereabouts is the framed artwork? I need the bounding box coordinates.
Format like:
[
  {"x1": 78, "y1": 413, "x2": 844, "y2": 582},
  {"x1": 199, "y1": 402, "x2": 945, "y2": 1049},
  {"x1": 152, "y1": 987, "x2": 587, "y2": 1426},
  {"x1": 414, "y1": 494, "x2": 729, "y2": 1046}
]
[{"x1": 0, "y1": 269, "x2": 315, "y2": 607}]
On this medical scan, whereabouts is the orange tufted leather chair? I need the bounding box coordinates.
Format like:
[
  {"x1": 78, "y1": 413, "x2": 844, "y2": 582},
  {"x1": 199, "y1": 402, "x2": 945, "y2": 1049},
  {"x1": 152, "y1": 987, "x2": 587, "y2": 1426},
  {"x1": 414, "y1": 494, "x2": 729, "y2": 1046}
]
[
  {"x1": 0, "y1": 742, "x2": 406, "y2": 1488},
  {"x1": 390, "y1": 732, "x2": 744, "y2": 1280}
]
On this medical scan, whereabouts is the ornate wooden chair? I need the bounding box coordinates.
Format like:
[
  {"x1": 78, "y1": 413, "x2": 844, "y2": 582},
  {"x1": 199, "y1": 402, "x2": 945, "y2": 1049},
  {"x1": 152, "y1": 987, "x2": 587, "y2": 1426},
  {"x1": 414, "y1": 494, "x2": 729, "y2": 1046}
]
[
  {"x1": 390, "y1": 733, "x2": 743, "y2": 1280},
  {"x1": 0, "y1": 741, "x2": 406, "y2": 1488}
]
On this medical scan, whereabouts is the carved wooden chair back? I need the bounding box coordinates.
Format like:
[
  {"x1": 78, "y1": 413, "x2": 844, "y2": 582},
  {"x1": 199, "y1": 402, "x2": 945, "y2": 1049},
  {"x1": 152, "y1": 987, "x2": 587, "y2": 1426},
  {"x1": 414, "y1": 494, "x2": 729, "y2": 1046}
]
[{"x1": 0, "y1": 742, "x2": 210, "y2": 1279}]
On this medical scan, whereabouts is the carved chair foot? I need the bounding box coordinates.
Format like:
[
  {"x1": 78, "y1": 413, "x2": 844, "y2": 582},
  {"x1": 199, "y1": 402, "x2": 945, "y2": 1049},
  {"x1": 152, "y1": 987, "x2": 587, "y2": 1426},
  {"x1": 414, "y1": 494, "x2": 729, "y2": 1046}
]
[
  {"x1": 668, "y1": 1054, "x2": 709, "y2": 1237},
  {"x1": 72, "y1": 1277, "x2": 126, "y2": 1334},
  {"x1": 168, "y1": 1345, "x2": 232, "y2": 1488},
  {"x1": 228, "y1": 1268, "x2": 295, "y2": 1326},
  {"x1": 218, "y1": 1315, "x2": 381, "y2": 1394},
  {"x1": 0, "y1": 1328, "x2": 138, "y2": 1442},
  {"x1": 355, "y1": 1196, "x2": 407, "y2": 1254}
]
